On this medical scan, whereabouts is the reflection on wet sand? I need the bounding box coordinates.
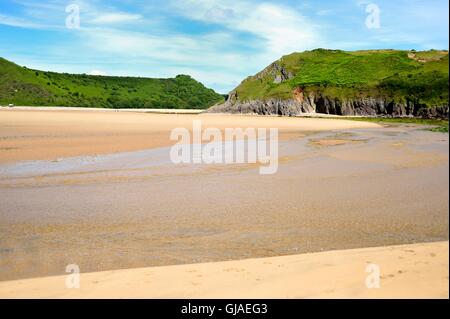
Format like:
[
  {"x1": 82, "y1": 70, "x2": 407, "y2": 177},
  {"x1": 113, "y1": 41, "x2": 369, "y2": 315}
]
[{"x1": 0, "y1": 121, "x2": 448, "y2": 281}]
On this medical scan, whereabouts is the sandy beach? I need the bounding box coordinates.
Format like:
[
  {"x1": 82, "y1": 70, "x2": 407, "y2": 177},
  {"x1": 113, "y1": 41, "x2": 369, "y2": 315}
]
[
  {"x1": 0, "y1": 241, "x2": 447, "y2": 298},
  {"x1": 0, "y1": 108, "x2": 379, "y2": 163},
  {"x1": 1, "y1": 0, "x2": 449, "y2": 303},
  {"x1": 0, "y1": 107, "x2": 448, "y2": 298}
]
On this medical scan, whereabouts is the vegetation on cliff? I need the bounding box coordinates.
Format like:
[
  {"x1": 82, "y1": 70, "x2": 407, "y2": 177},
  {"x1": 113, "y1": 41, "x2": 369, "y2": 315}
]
[
  {"x1": 234, "y1": 49, "x2": 449, "y2": 110},
  {"x1": 0, "y1": 58, "x2": 223, "y2": 109}
]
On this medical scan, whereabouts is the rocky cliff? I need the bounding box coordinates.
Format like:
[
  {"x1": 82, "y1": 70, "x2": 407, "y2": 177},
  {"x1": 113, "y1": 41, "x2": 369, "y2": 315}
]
[
  {"x1": 208, "y1": 49, "x2": 449, "y2": 119},
  {"x1": 208, "y1": 90, "x2": 449, "y2": 118}
]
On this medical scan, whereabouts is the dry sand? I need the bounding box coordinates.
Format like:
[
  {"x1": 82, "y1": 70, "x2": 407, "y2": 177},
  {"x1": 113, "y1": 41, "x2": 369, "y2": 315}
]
[
  {"x1": 0, "y1": 108, "x2": 379, "y2": 163},
  {"x1": 0, "y1": 241, "x2": 447, "y2": 299}
]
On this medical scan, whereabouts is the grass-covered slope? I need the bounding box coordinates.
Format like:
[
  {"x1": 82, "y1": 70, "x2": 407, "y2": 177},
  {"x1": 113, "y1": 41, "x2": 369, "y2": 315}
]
[
  {"x1": 0, "y1": 58, "x2": 223, "y2": 109},
  {"x1": 234, "y1": 49, "x2": 449, "y2": 108}
]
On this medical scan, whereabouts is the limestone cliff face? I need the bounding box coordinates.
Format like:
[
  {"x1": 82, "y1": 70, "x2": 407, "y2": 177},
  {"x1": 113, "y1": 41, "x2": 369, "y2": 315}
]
[
  {"x1": 207, "y1": 49, "x2": 449, "y2": 119},
  {"x1": 208, "y1": 90, "x2": 449, "y2": 119}
]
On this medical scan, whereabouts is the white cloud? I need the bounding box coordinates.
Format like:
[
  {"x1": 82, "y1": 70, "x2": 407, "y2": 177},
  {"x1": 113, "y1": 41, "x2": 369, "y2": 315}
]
[
  {"x1": 169, "y1": 0, "x2": 321, "y2": 57},
  {"x1": 3, "y1": 0, "x2": 144, "y2": 29},
  {"x1": 0, "y1": 13, "x2": 56, "y2": 29},
  {"x1": 90, "y1": 13, "x2": 142, "y2": 25},
  {"x1": 316, "y1": 9, "x2": 333, "y2": 16},
  {"x1": 77, "y1": 26, "x2": 253, "y2": 69},
  {"x1": 204, "y1": 6, "x2": 235, "y2": 21}
]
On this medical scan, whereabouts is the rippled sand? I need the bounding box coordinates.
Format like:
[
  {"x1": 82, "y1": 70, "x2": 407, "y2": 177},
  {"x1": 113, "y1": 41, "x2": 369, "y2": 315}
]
[{"x1": 0, "y1": 109, "x2": 448, "y2": 281}]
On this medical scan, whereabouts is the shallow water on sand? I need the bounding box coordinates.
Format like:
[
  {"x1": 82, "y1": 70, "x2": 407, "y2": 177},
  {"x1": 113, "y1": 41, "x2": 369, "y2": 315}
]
[{"x1": 0, "y1": 125, "x2": 448, "y2": 280}]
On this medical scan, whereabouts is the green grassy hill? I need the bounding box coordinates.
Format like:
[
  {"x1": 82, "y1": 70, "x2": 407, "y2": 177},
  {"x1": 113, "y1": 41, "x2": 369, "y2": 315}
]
[
  {"x1": 0, "y1": 58, "x2": 223, "y2": 109},
  {"x1": 234, "y1": 49, "x2": 449, "y2": 109}
]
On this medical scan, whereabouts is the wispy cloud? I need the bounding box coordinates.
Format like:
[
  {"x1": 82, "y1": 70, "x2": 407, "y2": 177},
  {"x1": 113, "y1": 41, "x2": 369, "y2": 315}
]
[
  {"x1": 167, "y1": 0, "x2": 321, "y2": 57},
  {"x1": 90, "y1": 13, "x2": 142, "y2": 24},
  {"x1": 0, "y1": 13, "x2": 49, "y2": 29}
]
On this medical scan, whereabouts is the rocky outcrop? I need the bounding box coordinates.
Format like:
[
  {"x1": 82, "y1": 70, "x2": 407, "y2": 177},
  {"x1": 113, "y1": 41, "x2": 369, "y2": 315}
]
[
  {"x1": 208, "y1": 49, "x2": 449, "y2": 119},
  {"x1": 208, "y1": 90, "x2": 449, "y2": 119},
  {"x1": 255, "y1": 62, "x2": 294, "y2": 84}
]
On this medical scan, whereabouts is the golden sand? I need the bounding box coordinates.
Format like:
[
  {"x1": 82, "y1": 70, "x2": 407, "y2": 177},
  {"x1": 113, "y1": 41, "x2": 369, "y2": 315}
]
[
  {"x1": 0, "y1": 107, "x2": 448, "y2": 299},
  {"x1": 0, "y1": 241, "x2": 447, "y2": 299},
  {"x1": 0, "y1": 108, "x2": 380, "y2": 163}
]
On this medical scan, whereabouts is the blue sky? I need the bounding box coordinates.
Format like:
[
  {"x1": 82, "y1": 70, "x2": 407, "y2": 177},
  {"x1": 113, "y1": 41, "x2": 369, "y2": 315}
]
[{"x1": 0, "y1": 0, "x2": 448, "y2": 93}]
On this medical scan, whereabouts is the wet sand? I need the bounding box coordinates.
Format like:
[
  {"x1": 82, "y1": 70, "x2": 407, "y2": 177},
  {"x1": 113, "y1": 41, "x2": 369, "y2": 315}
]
[
  {"x1": 0, "y1": 241, "x2": 447, "y2": 298},
  {"x1": 0, "y1": 108, "x2": 448, "y2": 288}
]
